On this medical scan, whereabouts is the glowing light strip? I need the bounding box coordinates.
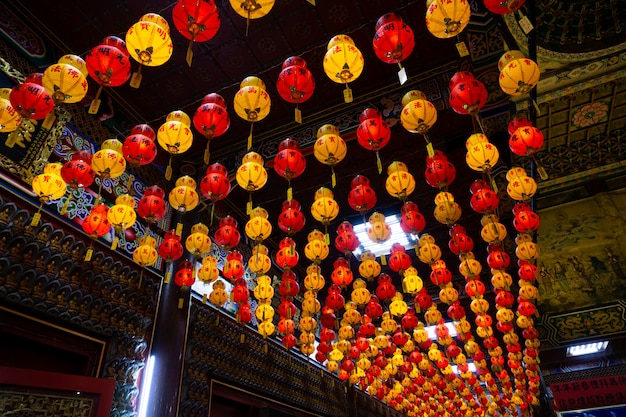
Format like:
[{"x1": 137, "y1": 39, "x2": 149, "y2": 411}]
[
  {"x1": 353, "y1": 215, "x2": 416, "y2": 257},
  {"x1": 566, "y1": 341, "x2": 608, "y2": 357},
  {"x1": 137, "y1": 355, "x2": 155, "y2": 417}
]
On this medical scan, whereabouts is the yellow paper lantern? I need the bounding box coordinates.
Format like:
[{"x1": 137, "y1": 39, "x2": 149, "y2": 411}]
[
  {"x1": 185, "y1": 222, "x2": 212, "y2": 258},
  {"x1": 197, "y1": 257, "x2": 219, "y2": 284},
  {"x1": 433, "y1": 201, "x2": 462, "y2": 225},
  {"x1": 507, "y1": 173, "x2": 537, "y2": 201},
  {"x1": 126, "y1": 18, "x2": 173, "y2": 67},
  {"x1": 301, "y1": 290, "x2": 321, "y2": 315},
  {"x1": 133, "y1": 235, "x2": 159, "y2": 267},
  {"x1": 107, "y1": 193, "x2": 137, "y2": 249},
  {"x1": 304, "y1": 265, "x2": 325, "y2": 291},
  {"x1": 31, "y1": 169, "x2": 66, "y2": 203},
  {"x1": 58, "y1": 54, "x2": 88, "y2": 77},
  {"x1": 304, "y1": 235, "x2": 330, "y2": 264},
  {"x1": 385, "y1": 162, "x2": 416, "y2": 200},
  {"x1": 157, "y1": 118, "x2": 194, "y2": 155},
  {"x1": 499, "y1": 57, "x2": 541, "y2": 96},
  {"x1": 402, "y1": 272, "x2": 423, "y2": 295},
  {"x1": 358, "y1": 251, "x2": 381, "y2": 281},
  {"x1": 92, "y1": 147, "x2": 126, "y2": 180},
  {"x1": 248, "y1": 244, "x2": 271, "y2": 274},
  {"x1": 400, "y1": 90, "x2": 437, "y2": 135},
  {"x1": 169, "y1": 176, "x2": 199, "y2": 213},
  {"x1": 245, "y1": 206, "x2": 272, "y2": 243},
  {"x1": 425, "y1": 0, "x2": 471, "y2": 39},
  {"x1": 314, "y1": 126, "x2": 347, "y2": 187},
  {"x1": 42, "y1": 62, "x2": 89, "y2": 104},
  {"x1": 209, "y1": 281, "x2": 229, "y2": 306},
  {"x1": 311, "y1": 188, "x2": 339, "y2": 225},
  {"x1": 254, "y1": 279, "x2": 275, "y2": 301},
  {"x1": 236, "y1": 151, "x2": 268, "y2": 191},
  {"x1": 233, "y1": 77, "x2": 271, "y2": 123},
  {"x1": 465, "y1": 142, "x2": 500, "y2": 172},
  {"x1": 367, "y1": 212, "x2": 391, "y2": 244},
  {"x1": 229, "y1": 0, "x2": 275, "y2": 35},
  {"x1": 0, "y1": 98, "x2": 21, "y2": 132},
  {"x1": 323, "y1": 35, "x2": 364, "y2": 102}
]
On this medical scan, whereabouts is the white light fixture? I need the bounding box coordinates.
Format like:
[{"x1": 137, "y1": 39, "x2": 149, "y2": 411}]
[
  {"x1": 566, "y1": 341, "x2": 608, "y2": 357},
  {"x1": 451, "y1": 362, "x2": 476, "y2": 374},
  {"x1": 137, "y1": 355, "x2": 155, "y2": 417},
  {"x1": 352, "y1": 214, "x2": 416, "y2": 257},
  {"x1": 425, "y1": 322, "x2": 458, "y2": 340}
]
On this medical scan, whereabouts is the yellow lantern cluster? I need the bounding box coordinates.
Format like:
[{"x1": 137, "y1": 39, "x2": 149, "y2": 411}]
[
  {"x1": 209, "y1": 280, "x2": 229, "y2": 307},
  {"x1": 310, "y1": 187, "x2": 339, "y2": 242},
  {"x1": 0, "y1": 88, "x2": 21, "y2": 133},
  {"x1": 313, "y1": 124, "x2": 346, "y2": 188},
  {"x1": 323, "y1": 34, "x2": 364, "y2": 103},
  {"x1": 253, "y1": 274, "x2": 275, "y2": 338},
  {"x1": 107, "y1": 193, "x2": 137, "y2": 250},
  {"x1": 248, "y1": 244, "x2": 271, "y2": 275},
  {"x1": 506, "y1": 166, "x2": 537, "y2": 202},
  {"x1": 358, "y1": 250, "x2": 381, "y2": 282},
  {"x1": 158, "y1": 110, "x2": 194, "y2": 180},
  {"x1": 433, "y1": 191, "x2": 462, "y2": 226},
  {"x1": 304, "y1": 229, "x2": 330, "y2": 265},
  {"x1": 236, "y1": 151, "x2": 268, "y2": 214},
  {"x1": 498, "y1": 50, "x2": 540, "y2": 97},
  {"x1": 425, "y1": 0, "x2": 471, "y2": 39},
  {"x1": 43, "y1": 54, "x2": 89, "y2": 109},
  {"x1": 400, "y1": 90, "x2": 437, "y2": 152},
  {"x1": 245, "y1": 206, "x2": 272, "y2": 245},
  {"x1": 30, "y1": 162, "x2": 67, "y2": 226},
  {"x1": 385, "y1": 161, "x2": 416, "y2": 202},
  {"x1": 197, "y1": 255, "x2": 219, "y2": 285},
  {"x1": 126, "y1": 13, "x2": 173, "y2": 87},
  {"x1": 185, "y1": 222, "x2": 212, "y2": 260},
  {"x1": 234, "y1": 76, "x2": 271, "y2": 150}
]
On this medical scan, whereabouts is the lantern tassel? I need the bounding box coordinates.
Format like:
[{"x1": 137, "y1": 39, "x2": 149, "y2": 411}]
[
  {"x1": 331, "y1": 166, "x2": 337, "y2": 188},
  {"x1": 532, "y1": 156, "x2": 548, "y2": 180},
  {"x1": 247, "y1": 123, "x2": 254, "y2": 150},
  {"x1": 245, "y1": 9, "x2": 251, "y2": 37},
  {"x1": 60, "y1": 192, "x2": 72, "y2": 216},
  {"x1": 210, "y1": 203, "x2": 216, "y2": 226},
  {"x1": 376, "y1": 151, "x2": 382, "y2": 174},
  {"x1": 247, "y1": 193, "x2": 252, "y2": 216},
  {"x1": 186, "y1": 39, "x2": 194, "y2": 67},
  {"x1": 473, "y1": 113, "x2": 486, "y2": 135},
  {"x1": 294, "y1": 106, "x2": 302, "y2": 124},
  {"x1": 166, "y1": 155, "x2": 173, "y2": 180},
  {"x1": 127, "y1": 174, "x2": 135, "y2": 195},
  {"x1": 130, "y1": 64, "x2": 143, "y2": 89},
  {"x1": 111, "y1": 235, "x2": 119, "y2": 250},
  {"x1": 31, "y1": 203, "x2": 43, "y2": 227},
  {"x1": 204, "y1": 139, "x2": 211, "y2": 165},
  {"x1": 84, "y1": 244, "x2": 94, "y2": 262},
  {"x1": 88, "y1": 85, "x2": 103, "y2": 114}
]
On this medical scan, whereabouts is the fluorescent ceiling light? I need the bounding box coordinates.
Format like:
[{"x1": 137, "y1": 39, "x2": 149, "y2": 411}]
[
  {"x1": 425, "y1": 322, "x2": 458, "y2": 340},
  {"x1": 452, "y1": 363, "x2": 476, "y2": 374},
  {"x1": 353, "y1": 214, "x2": 416, "y2": 257},
  {"x1": 566, "y1": 341, "x2": 608, "y2": 357}
]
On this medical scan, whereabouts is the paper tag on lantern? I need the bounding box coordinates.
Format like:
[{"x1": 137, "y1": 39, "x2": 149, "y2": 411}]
[
  {"x1": 376, "y1": 153, "x2": 382, "y2": 174},
  {"x1": 537, "y1": 166, "x2": 548, "y2": 180},
  {"x1": 240, "y1": 334, "x2": 245, "y2": 343},
  {"x1": 84, "y1": 248, "x2": 93, "y2": 262},
  {"x1": 247, "y1": 133, "x2": 253, "y2": 150},
  {"x1": 246, "y1": 201, "x2": 252, "y2": 215},
  {"x1": 518, "y1": 15, "x2": 534, "y2": 34},
  {"x1": 426, "y1": 142, "x2": 435, "y2": 158},
  {"x1": 130, "y1": 72, "x2": 142, "y2": 88},
  {"x1": 202, "y1": 294, "x2": 207, "y2": 304},
  {"x1": 186, "y1": 42, "x2": 194, "y2": 67},
  {"x1": 343, "y1": 87, "x2": 353, "y2": 103},
  {"x1": 204, "y1": 148, "x2": 210, "y2": 165},
  {"x1": 176, "y1": 222, "x2": 183, "y2": 236},
  {"x1": 30, "y1": 212, "x2": 41, "y2": 227},
  {"x1": 178, "y1": 297, "x2": 184, "y2": 309},
  {"x1": 165, "y1": 165, "x2": 172, "y2": 181},
  {"x1": 306, "y1": 0, "x2": 315, "y2": 4},
  {"x1": 380, "y1": 254, "x2": 387, "y2": 265},
  {"x1": 295, "y1": 108, "x2": 302, "y2": 124},
  {"x1": 287, "y1": 186, "x2": 293, "y2": 201},
  {"x1": 398, "y1": 67, "x2": 408, "y2": 85},
  {"x1": 263, "y1": 343, "x2": 268, "y2": 353},
  {"x1": 127, "y1": 175, "x2": 135, "y2": 195},
  {"x1": 60, "y1": 197, "x2": 70, "y2": 215},
  {"x1": 331, "y1": 171, "x2": 337, "y2": 188},
  {"x1": 165, "y1": 270, "x2": 171, "y2": 284},
  {"x1": 42, "y1": 112, "x2": 56, "y2": 130},
  {"x1": 111, "y1": 236, "x2": 119, "y2": 251},
  {"x1": 88, "y1": 99, "x2": 101, "y2": 115},
  {"x1": 455, "y1": 42, "x2": 469, "y2": 57},
  {"x1": 324, "y1": 233, "x2": 330, "y2": 246}
]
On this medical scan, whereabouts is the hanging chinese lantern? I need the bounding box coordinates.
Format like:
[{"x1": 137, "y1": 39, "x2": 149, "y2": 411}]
[
  {"x1": 304, "y1": 230, "x2": 330, "y2": 265},
  {"x1": 425, "y1": 0, "x2": 471, "y2": 39},
  {"x1": 169, "y1": 175, "x2": 199, "y2": 235},
  {"x1": 185, "y1": 222, "x2": 212, "y2": 260},
  {"x1": 9, "y1": 78, "x2": 54, "y2": 121},
  {"x1": 91, "y1": 139, "x2": 126, "y2": 204},
  {"x1": 509, "y1": 125, "x2": 547, "y2": 179},
  {"x1": 275, "y1": 237, "x2": 299, "y2": 271},
  {"x1": 506, "y1": 167, "x2": 537, "y2": 201},
  {"x1": 424, "y1": 157, "x2": 456, "y2": 190},
  {"x1": 158, "y1": 229, "x2": 184, "y2": 282},
  {"x1": 172, "y1": 0, "x2": 220, "y2": 66},
  {"x1": 332, "y1": 257, "x2": 354, "y2": 287},
  {"x1": 273, "y1": 137, "x2": 306, "y2": 201},
  {"x1": 30, "y1": 162, "x2": 67, "y2": 226},
  {"x1": 347, "y1": 175, "x2": 377, "y2": 218},
  {"x1": 107, "y1": 193, "x2": 137, "y2": 250},
  {"x1": 356, "y1": 108, "x2": 391, "y2": 173},
  {"x1": 198, "y1": 255, "x2": 219, "y2": 285},
  {"x1": 449, "y1": 74, "x2": 489, "y2": 132},
  {"x1": 385, "y1": 161, "x2": 416, "y2": 202},
  {"x1": 483, "y1": 0, "x2": 525, "y2": 14},
  {"x1": 372, "y1": 13, "x2": 415, "y2": 84},
  {"x1": 388, "y1": 243, "x2": 412, "y2": 276},
  {"x1": 229, "y1": 0, "x2": 275, "y2": 35},
  {"x1": 400, "y1": 90, "x2": 437, "y2": 152},
  {"x1": 311, "y1": 187, "x2": 339, "y2": 242},
  {"x1": 158, "y1": 110, "x2": 194, "y2": 180},
  {"x1": 335, "y1": 221, "x2": 360, "y2": 258},
  {"x1": 314, "y1": 124, "x2": 347, "y2": 187},
  {"x1": 85, "y1": 37, "x2": 132, "y2": 113},
  {"x1": 42, "y1": 55, "x2": 89, "y2": 108},
  {"x1": 399, "y1": 201, "x2": 426, "y2": 240},
  {"x1": 214, "y1": 215, "x2": 241, "y2": 249},
  {"x1": 0, "y1": 95, "x2": 21, "y2": 133},
  {"x1": 223, "y1": 251, "x2": 245, "y2": 283},
  {"x1": 193, "y1": 93, "x2": 230, "y2": 164},
  {"x1": 323, "y1": 34, "x2": 364, "y2": 103},
  {"x1": 209, "y1": 280, "x2": 229, "y2": 307},
  {"x1": 82, "y1": 203, "x2": 111, "y2": 260},
  {"x1": 60, "y1": 150, "x2": 95, "y2": 215},
  {"x1": 122, "y1": 124, "x2": 157, "y2": 168},
  {"x1": 236, "y1": 151, "x2": 268, "y2": 214},
  {"x1": 277, "y1": 199, "x2": 306, "y2": 236},
  {"x1": 254, "y1": 274, "x2": 276, "y2": 338},
  {"x1": 200, "y1": 162, "x2": 231, "y2": 224},
  {"x1": 133, "y1": 235, "x2": 159, "y2": 275},
  {"x1": 358, "y1": 251, "x2": 381, "y2": 282},
  {"x1": 465, "y1": 135, "x2": 500, "y2": 184},
  {"x1": 125, "y1": 13, "x2": 173, "y2": 87},
  {"x1": 276, "y1": 56, "x2": 315, "y2": 123},
  {"x1": 248, "y1": 243, "x2": 271, "y2": 275},
  {"x1": 136, "y1": 185, "x2": 168, "y2": 229},
  {"x1": 233, "y1": 76, "x2": 271, "y2": 150},
  {"x1": 174, "y1": 259, "x2": 196, "y2": 288},
  {"x1": 366, "y1": 212, "x2": 391, "y2": 264},
  {"x1": 245, "y1": 206, "x2": 272, "y2": 247},
  {"x1": 499, "y1": 54, "x2": 540, "y2": 97}
]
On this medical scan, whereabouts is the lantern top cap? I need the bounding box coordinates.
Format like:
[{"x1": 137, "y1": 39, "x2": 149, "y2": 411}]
[
  {"x1": 140, "y1": 13, "x2": 170, "y2": 33},
  {"x1": 401, "y1": 90, "x2": 427, "y2": 107},
  {"x1": 240, "y1": 76, "x2": 266, "y2": 90},
  {"x1": 327, "y1": 34, "x2": 355, "y2": 50}
]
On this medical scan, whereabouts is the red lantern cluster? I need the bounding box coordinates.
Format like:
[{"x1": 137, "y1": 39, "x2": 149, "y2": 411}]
[
  {"x1": 174, "y1": 259, "x2": 195, "y2": 288},
  {"x1": 61, "y1": 150, "x2": 95, "y2": 192},
  {"x1": 273, "y1": 137, "x2": 306, "y2": 200},
  {"x1": 193, "y1": 93, "x2": 230, "y2": 164},
  {"x1": 449, "y1": 71, "x2": 489, "y2": 116},
  {"x1": 276, "y1": 56, "x2": 315, "y2": 122},
  {"x1": 356, "y1": 108, "x2": 391, "y2": 172},
  {"x1": 347, "y1": 175, "x2": 377, "y2": 216},
  {"x1": 200, "y1": 162, "x2": 231, "y2": 221},
  {"x1": 214, "y1": 215, "x2": 241, "y2": 249},
  {"x1": 158, "y1": 229, "x2": 185, "y2": 264},
  {"x1": 82, "y1": 203, "x2": 111, "y2": 239},
  {"x1": 123, "y1": 123, "x2": 158, "y2": 167},
  {"x1": 9, "y1": 74, "x2": 54, "y2": 121},
  {"x1": 399, "y1": 201, "x2": 426, "y2": 238},
  {"x1": 424, "y1": 151, "x2": 456, "y2": 190},
  {"x1": 372, "y1": 13, "x2": 415, "y2": 65}
]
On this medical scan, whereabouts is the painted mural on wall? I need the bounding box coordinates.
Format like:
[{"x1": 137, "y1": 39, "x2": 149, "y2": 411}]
[{"x1": 537, "y1": 189, "x2": 626, "y2": 314}]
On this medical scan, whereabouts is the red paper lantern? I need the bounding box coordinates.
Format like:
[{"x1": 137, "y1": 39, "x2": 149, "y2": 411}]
[
  {"x1": 277, "y1": 199, "x2": 306, "y2": 235},
  {"x1": 388, "y1": 243, "x2": 412, "y2": 274},
  {"x1": 509, "y1": 126, "x2": 544, "y2": 157},
  {"x1": 483, "y1": 0, "x2": 526, "y2": 15},
  {"x1": 424, "y1": 159, "x2": 456, "y2": 189},
  {"x1": 372, "y1": 13, "x2": 415, "y2": 65},
  {"x1": 276, "y1": 56, "x2": 315, "y2": 104},
  {"x1": 136, "y1": 186, "x2": 168, "y2": 224},
  {"x1": 172, "y1": 0, "x2": 220, "y2": 42},
  {"x1": 223, "y1": 251, "x2": 245, "y2": 282},
  {"x1": 200, "y1": 164, "x2": 231, "y2": 202},
  {"x1": 123, "y1": 133, "x2": 157, "y2": 166},
  {"x1": 513, "y1": 210, "x2": 541, "y2": 233},
  {"x1": 275, "y1": 237, "x2": 300, "y2": 270},
  {"x1": 470, "y1": 188, "x2": 499, "y2": 214},
  {"x1": 85, "y1": 42, "x2": 132, "y2": 87},
  {"x1": 335, "y1": 228, "x2": 360, "y2": 256},
  {"x1": 82, "y1": 204, "x2": 111, "y2": 238},
  {"x1": 158, "y1": 229, "x2": 184, "y2": 263},
  {"x1": 61, "y1": 158, "x2": 95, "y2": 190},
  {"x1": 449, "y1": 78, "x2": 489, "y2": 115},
  {"x1": 273, "y1": 138, "x2": 306, "y2": 181},
  {"x1": 507, "y1": 116, "x2": 533, "y2": 135},
  {"x1": 348, "y1": 183, "x2": 377, "y2": 214},
  {"x1": 356, "y1": 108, "x2": 391, "y2": 172},
  {"x1": 193, "y1": 102, "x2": 230, "y2": 140},
  {"x1": 331, "y1": 258, "x2": 353, "y2": 287},
  {"x1": 400, "y1": 204, "x2": 426, "y2": 235},
  {"x1": 9, "y1": 82, "x2": 54, "y2": 120},
  {"x1": 174, "y1": 259, "x2": 195, "y2": 287},
  {"x1": 214, "y1": 215, "x2": 241, "y2": 249}
]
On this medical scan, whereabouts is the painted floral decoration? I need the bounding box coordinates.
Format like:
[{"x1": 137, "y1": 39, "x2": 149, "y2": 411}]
[{"x1": 572, "y1": 101, "x2": 608, "y2": 128}]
